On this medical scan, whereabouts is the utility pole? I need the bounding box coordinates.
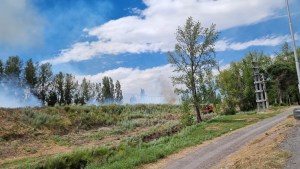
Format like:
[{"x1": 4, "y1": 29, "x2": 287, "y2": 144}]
[
  {"x1": 252, "y1": 58, "x2": 267, "y2": 112},
  {"x1": 286, "y1": 0, "x2": 300, "y2": 94}
]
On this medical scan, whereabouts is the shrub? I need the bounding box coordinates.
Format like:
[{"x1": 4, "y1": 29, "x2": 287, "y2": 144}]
[
  {"x1": 223, "y1": 107, "x2": 237, "y2": 115},
  {"x1": 21, "y1": 109, "x2": 65, "y2": 129},
  {"x1": 180, "y1": 102, "x2": 194, "y2": 126}
]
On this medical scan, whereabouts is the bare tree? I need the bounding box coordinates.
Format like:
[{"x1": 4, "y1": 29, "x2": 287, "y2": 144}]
[{"x1": 168, "y1": 17, "x2": 218, "y2": 122}]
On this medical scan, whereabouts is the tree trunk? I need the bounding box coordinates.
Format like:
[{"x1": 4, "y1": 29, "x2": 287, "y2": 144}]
[
  {"x1": 296, "y1": 93, "x2": 300, "y2": 105},
  {"x1": 279, "y1": 91, "x2": 283, "y2": 104},
  {"x1": 191, "y1": 76, "x2": 202, "y2": 123}
]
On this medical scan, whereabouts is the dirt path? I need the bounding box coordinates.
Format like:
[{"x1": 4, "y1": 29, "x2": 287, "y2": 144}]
[
  {"x1": 161, "y1": 107, "x2": 297, "y2": 169},
  {"x1": 281, "y1": 120, "x2": 300, "y2": 169}
]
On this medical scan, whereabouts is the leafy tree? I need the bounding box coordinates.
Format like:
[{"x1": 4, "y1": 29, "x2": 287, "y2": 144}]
[
  {"x1": 80, "y1": 78, "x2": 92, "y2": 104},
  {"x1": 217, "y1": 52, "x2": 270, "y2": 112},
  {"x1": 64, "y1": 73, "x2": 75, "y2": 105},
  {"x1": 73, "y1": 81, "x2": 83, "y2": 105},
  {"x1": 101, "y1": 76, "x2": 114, "y2": 104},
  {"x1": 115, "y1": 80, "x2": 123, "y2": 103},
  {"x1": 54, "y1": 72, "x2": 65, "y2": 105},
  {"x1": 109, "y1": 77, "x2": 115, "y2": 101},
  {"x1": 5, "y1": 56, "x2": 22, "y2": 78},
  {"x1": 95, "y1": 83, "x2": 102, "y2": 103},
  {"x1": 268, "y1": 62, "x2": 295, "y2": 104},
  {"x1": 24, "y1": 59, "x2": 37, "y2": 87},
  {"x1": 46, "y1": 90, "x2": 57, "y2": 106},
  {"x1": 168, "y1": 17, "x2": 218, "y2": 122},
  {"x1": 0, "y1": 59, "x2": 4, "y2": 78},
  {"x1": 36, "y1": 63, "x2": 53, "y2": 105}
]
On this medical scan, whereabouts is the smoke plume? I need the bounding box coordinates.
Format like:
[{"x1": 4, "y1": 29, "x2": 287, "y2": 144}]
[{"x1": 0, "y1": 80, "x2": 40, "y2": 108}]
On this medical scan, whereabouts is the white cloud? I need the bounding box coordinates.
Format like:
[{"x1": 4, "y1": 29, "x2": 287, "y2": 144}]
[
  {"x1": 44, "y1": 0, "x2": 285, "y2": 64},
  {"x1": 76, "y1": 64, "x2": 179, "y2": 104},
  {"x1": 0, "y1": 0, "x2": 44, "y2": 47},
  {"x1": 212, "y1": 63, "x2": 230, "y2": 76},
  {"x1": 215, "y1": 35, "x2": 291, "y2": 51}
]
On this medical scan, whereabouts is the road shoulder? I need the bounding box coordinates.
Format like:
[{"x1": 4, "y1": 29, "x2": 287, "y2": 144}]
[
  {"x1": 212, "y1": 115, "x2": 296, "y2": 169},
  {"x1": 281, "y1": 120, "x2": 300, "y2": 169}
]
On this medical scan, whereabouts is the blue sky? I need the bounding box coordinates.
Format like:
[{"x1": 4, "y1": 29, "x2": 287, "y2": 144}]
[{"x1": 0, "y1": 0, "x2": 300, "y2": 102}]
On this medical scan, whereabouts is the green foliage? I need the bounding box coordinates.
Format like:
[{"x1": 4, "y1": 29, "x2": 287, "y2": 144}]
[
  {"x1": 168, "y1": 17, "x2": 218, "y2": 122},
  {"x1": 53, "y1": 135, "x2": 69, "y2": 146},
  {"x1": 223, "y1": 107, "x2": 237, "y2": 115},
  {"x1": 21, "y1": 109, "x2": 65, "y2": 129},
  {"x1": 46, "y1": 90, "x2": 58, "y2": 107},
  {"x1": 64, "y1": 74, "x2": 76, "y2": 105},
  {"x1": 115, "y1": 80, "x2": 123, "y2": 104},
  {"x1": 101, "y1": 76, "x2": 115, "y2": 104},
  {"x1": 180, "y1": 102, "x2": 194, "y2": 126},
  {"x1": 37, "y1": 63, "x2": 53, "y2": 104},
  {"x1": 0, "y1": 60, "x2": 4, "y2": 77},
  {"x1": 36, "y1": 150, "x2": 93, "y2": 169},
  {"x1": 217, "y1": 52, "x2": 270, "y2": 111},
  {"x1": 4, "y1": 56, "x2": 22, "y2": 77},
  {"x1": 24, "y1": 58, "x2": 37, "y2": 87}
]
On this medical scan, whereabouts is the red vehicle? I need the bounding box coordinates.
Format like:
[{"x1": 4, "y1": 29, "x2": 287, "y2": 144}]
[{"x1": 201, "y1": 105, "x2": 214, "y2": 114}]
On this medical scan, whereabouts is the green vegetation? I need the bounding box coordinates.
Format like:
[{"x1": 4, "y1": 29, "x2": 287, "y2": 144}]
[
  {"x1": 168, "y1": 17, "x2": 218, "y2": 122},
  {"x1": 217, "y1": 44, "x2": 300, "y2": 113},
  {"x1": 1, "y1": 105, "x2": 286, "y2": 169}
]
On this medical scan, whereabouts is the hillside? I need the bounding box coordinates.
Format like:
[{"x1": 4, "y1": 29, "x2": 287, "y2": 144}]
[{"x1": 0, "y1": 105, "x2": 185, "y2": 167}]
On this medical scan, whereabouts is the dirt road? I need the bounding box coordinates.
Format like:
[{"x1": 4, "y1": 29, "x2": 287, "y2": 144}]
[{"x1": 165, "y1": 107, "x2": 296, "y2": 169}]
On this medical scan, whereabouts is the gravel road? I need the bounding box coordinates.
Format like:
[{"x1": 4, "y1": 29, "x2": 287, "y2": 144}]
[
  {"x1": 164, "y1": 108, "x2": 295, "y2": 169},
  {"x1": 281, "y1": 120, "x2": 300, "y2": 169}
]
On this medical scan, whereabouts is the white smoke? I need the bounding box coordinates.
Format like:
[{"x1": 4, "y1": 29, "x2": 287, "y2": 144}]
[{"x1": 0, "y1": 80, "x2": 40, "y2": 108}]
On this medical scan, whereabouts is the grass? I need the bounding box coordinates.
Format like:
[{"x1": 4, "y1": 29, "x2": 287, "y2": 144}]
[
  {"x1": 6, "y1": 107, "x2": 285, "y2": 169},
  {"x1": 53, "y1": 135, "x2": 70, "y2": 146}
]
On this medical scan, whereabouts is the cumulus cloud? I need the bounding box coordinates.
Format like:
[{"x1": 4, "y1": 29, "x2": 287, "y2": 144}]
[
  {"x1": 44, "y1": 0, "x2": 285, "y2": 64},
  {"x1": 76, "y1": 64, "x2": 179, "y2": 103},
  {"x1": 0, "y1": 0, "x2": 44, "y2": 47},
  {"x1": 215, "y1": 35, "x2": 291, "y2": 51}
]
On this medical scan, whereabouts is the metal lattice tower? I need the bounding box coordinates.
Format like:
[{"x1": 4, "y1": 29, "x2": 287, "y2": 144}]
[{"x1": 252, "y1": 60, "x2": 268, "y2": 112}]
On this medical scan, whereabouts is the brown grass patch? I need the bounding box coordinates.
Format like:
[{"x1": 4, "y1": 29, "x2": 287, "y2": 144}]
[{"x1": 205, "y1": 126, "x2": 221, "y2": 131}]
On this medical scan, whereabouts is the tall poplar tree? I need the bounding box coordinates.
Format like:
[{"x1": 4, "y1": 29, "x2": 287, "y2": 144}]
[
  {"x1": 115, "y1": 80, "x2": 123, "y2": 104},
  {"x1": 55, "y1": 72, "x2": 65, "y2": 105},
  {"x1": 168, "y1": 17, "x2": 218, "y2": 122},
  {"x1": 37, "y1": 63, "x2": 53, "y2": 105},
  {"x1": 5, "y1": 56, "x2": 22, "y2": 78},
  {"x1": 64, "y1": 73, "x2": 75, "y2": 105},
  {"x1": 24, "y1": 59, "x2": 37, "y2": 87}
]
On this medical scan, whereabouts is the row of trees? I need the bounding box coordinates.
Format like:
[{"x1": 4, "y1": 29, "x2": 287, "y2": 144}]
[
  {"x1": 0, "y1": 56, "x2": 123, "y2": 106},
  {"x1": 217, "y1": 43, "x2": 300, "y2": 113}
]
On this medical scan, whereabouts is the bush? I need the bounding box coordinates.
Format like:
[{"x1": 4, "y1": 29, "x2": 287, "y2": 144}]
[
  {"x1": 223, "y1": 107, "x2": 237, "y2": 115},
  {"x1": 180, "y1": 102, "x2": 194, "y2": 126},
  {"x1": 21, "y1": 109, "x2": 65, "y2": 129},
  {"x1": 36, "y1": 150, "x2": 92, "y2": 169}
]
